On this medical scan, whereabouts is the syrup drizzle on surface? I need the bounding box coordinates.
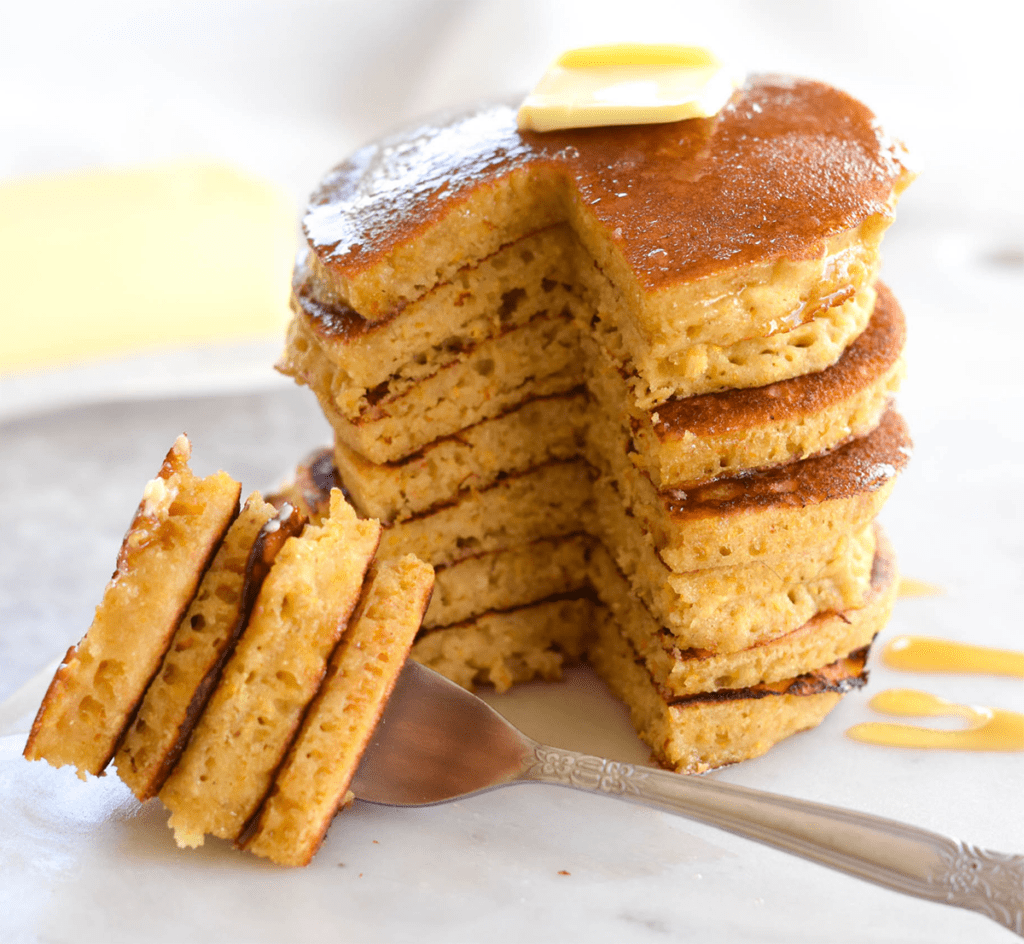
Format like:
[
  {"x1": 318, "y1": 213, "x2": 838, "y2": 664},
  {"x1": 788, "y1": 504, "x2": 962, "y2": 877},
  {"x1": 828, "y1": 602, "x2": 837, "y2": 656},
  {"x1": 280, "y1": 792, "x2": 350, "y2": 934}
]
[
  {"x1": 896, "y1": 576, "x2": 942, "y2": 598},
  {"x1": 882, "y1": 635, "x2": 1024, "y2": 678},
  {"x1": 846, "y1": 689, "x2": 1024, "y2": 752}
]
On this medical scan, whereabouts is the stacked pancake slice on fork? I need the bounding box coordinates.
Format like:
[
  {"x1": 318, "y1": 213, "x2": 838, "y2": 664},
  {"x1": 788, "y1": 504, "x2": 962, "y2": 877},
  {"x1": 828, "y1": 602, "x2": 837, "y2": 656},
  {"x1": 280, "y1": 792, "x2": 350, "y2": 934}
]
[
  {"x1": 276, "y1": 74, "x2": 914, "y2": 773},
  {"x1": 24, "y1": 436, "x2": 435, "y2": 866}
]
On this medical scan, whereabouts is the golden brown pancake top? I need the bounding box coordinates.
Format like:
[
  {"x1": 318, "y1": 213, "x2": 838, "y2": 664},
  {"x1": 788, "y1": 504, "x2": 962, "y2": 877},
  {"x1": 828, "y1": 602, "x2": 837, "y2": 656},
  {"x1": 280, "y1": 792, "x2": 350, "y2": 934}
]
[
  {"x1": 652, "y1": 282, "x2": 905, "y2": 441},
  {"x1": 304, "y1": 75, "x2": 910, "y2": 292},
  {"x1": 664, "y1": 406, "x2": 911, "y2": 520}
]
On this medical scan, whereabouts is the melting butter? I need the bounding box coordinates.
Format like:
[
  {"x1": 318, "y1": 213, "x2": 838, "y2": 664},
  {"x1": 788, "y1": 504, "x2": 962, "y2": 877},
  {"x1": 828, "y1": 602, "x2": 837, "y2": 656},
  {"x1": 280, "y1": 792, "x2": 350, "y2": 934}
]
[
  {"x1": 846, "y1": 689, "x2": 1024, "y2": 751},
  {"x1": 882, "y1": 635, "x2": 1024, "y2": 678},
  {"x1": 518, "y1": 44, "x2": 738, "y2": 133}
]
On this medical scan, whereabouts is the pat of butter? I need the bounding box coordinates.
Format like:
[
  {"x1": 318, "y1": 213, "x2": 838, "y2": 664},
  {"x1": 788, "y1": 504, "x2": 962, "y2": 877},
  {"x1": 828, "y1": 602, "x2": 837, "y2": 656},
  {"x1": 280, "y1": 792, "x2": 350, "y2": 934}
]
[{"x1": 518, "y1": 44, "x2": 738, "y2": 133}]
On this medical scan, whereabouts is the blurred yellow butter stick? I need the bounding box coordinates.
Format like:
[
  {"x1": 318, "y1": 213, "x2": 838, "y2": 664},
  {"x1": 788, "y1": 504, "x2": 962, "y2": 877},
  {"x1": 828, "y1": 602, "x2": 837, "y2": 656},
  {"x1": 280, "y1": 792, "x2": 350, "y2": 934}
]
[{"x1": 0, "y1": 163, "x2": 296, "y2": 374}]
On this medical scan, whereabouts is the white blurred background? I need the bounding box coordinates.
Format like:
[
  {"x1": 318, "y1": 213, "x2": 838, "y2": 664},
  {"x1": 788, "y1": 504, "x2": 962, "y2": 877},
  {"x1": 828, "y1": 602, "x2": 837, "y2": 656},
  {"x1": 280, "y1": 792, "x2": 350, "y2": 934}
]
[{"x1": 2, "y1": 0, "x2": 1021, "y2": 225}]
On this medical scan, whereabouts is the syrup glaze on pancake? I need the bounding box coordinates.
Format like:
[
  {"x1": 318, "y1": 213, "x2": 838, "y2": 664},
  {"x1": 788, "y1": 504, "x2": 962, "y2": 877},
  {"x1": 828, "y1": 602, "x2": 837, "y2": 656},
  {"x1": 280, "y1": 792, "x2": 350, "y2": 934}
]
[
  {"x1": 305, "y1": 76, "x2": 910, "y2": 295},
  {"x1": 663, "y1": 406, "x2": 911, "y2": 520},
  {"x1": 651, "y1": 282, "x2": 905, "y2": 441}
]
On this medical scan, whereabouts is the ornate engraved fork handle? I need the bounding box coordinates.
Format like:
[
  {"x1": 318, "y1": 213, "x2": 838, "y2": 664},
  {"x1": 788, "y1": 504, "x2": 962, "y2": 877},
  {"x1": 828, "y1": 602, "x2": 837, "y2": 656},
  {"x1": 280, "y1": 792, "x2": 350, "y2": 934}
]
[{"x1": 522, "y1": 745, "x2": 1024, "y2": 936}]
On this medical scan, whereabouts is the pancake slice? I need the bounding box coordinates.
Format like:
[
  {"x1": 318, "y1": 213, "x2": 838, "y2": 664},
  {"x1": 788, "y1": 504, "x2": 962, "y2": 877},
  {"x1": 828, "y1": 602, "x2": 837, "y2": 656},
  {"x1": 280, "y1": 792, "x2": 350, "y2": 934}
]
[
  {"x1": 115, "y1": 496, "x2": 304, "y2": 801},
  {"x1": 580, "y1": 268, "x2": 880, "y2": 408},
  {"x1": 412, "y1": 595, "x2": 596, "y2": 692},
  {"x1": 271, "y1": 455, "x2": 596, "y2": 569},
  {"x1": 333, "y1": 390, "x2": 589, "y2": 522},
  {"x1": 160, "y1": 490, "x2": 380, "y2": 847},
  {"x1": 376, "y1": 459, "x2": 595, "y2": 568},
  {"x1": 24, "y1": 435, "x2": 241, "y2": 779},
  {"x1": 600, "y1": 406, "x2": 912, "y2": 576},
  {"x1": 243, "y1": 554, "x2": 434, "y2": 866},
  {"x1": 587, "y1": 282, "x2": 906, "y2": 490},
  {"x1": 597, "y1": 527, "x2": 895, "y2": 698},
  {"x1": 284, "y1": 224, "x2": 580, "y2": 412},
  {"x1": 590, "y1": 622, "x2": 873, "y2": 774},
  {"x1": 425, "y1": 533, "x2": 594, "y2": 628},
  {"x1": 591, "y1": 524, "x2": 877, "y2": 654},
  {"x1": 317, "y1": 307, "x2": 584, "y2": 464}
]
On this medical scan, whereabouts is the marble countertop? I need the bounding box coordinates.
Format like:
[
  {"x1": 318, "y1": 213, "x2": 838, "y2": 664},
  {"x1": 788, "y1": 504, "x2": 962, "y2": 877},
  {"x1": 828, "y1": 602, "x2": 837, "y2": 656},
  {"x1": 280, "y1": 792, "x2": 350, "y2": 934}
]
[{"x1": 1, "y1": 215, "x2": 1022, "y2": 944}]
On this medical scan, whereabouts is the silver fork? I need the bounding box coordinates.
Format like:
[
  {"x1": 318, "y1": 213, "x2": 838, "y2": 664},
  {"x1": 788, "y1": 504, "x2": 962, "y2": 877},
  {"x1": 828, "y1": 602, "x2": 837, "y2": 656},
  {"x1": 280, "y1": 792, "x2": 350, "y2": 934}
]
[{"x1": 351, "y1": 661, "x2": 1024, "y2": 937}]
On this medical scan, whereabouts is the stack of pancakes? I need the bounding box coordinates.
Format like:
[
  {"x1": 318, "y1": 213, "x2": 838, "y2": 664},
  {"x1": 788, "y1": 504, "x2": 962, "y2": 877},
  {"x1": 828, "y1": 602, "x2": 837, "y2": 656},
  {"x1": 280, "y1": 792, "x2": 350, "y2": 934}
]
[
  {"x1": 276, "y1": 75, "x2": 914, "y2": 773},
  {"x1": 25, "y1": 436, "x2": 435, "y2": 866}
]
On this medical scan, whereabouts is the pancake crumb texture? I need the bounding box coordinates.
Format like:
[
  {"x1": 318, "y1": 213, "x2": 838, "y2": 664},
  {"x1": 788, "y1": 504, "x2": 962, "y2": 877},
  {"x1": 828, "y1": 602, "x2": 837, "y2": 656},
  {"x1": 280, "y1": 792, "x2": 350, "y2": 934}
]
[{"x1": 160, "y1": 491, "x2": 381, "y2": 847}]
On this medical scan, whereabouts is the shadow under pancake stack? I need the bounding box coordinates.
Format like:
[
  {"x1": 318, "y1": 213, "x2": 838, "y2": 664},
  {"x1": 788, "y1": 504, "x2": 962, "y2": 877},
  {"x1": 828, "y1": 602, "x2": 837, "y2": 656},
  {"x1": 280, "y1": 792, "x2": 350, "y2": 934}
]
[{"x1": 276, "y1": 74, "x2": 914, "y2": 775}]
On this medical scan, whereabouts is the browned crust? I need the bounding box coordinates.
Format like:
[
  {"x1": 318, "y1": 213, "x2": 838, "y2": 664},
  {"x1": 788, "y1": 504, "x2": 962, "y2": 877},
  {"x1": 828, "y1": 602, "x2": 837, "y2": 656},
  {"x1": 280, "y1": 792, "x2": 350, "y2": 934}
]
[
  {"x1": 662, "y1": 406, "x2": 911, "y2": 520},
  {"x1": 664, "y1": 646, "x2": 869, "y2": 707},
  {"x1": 266, "y1": 448, "x2": 345, "y2": 523},
  {"x1": 305, "y1": 77, "x2": 910, "y2": 300}
]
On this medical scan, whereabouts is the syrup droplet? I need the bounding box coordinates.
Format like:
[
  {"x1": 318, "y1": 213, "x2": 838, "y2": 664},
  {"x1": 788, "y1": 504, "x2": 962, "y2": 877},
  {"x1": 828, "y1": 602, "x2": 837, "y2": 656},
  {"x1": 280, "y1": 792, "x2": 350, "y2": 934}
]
[
  {"x1": 846, "y1": 689, "x2": 1024, "y2": 752},
  {"x1": 882, "y1": 635, "x2": 1024, "y2": 678},
  {"x1": 896, "y1": 576, "x2": 942, "y2": 597}
]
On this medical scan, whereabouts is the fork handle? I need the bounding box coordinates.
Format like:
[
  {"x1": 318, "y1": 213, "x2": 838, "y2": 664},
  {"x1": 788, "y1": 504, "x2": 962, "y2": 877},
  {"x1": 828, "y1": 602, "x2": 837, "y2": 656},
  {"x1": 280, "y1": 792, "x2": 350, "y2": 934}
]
[{"x1": 520, "y1": 744, "x2": 1024, "y2": 936}]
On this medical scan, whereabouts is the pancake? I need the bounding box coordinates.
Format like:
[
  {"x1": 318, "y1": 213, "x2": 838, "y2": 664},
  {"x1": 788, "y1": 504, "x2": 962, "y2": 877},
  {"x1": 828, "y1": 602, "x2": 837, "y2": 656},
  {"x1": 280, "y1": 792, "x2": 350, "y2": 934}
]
[
  {"x1": 591, "y1": 524, "x2": 877, "y2": 653},
  {"x1": 116, "y1": 495, "x2": 301, "y2": 801},
  {"x1": 243, "y1": 554, "x2": 434, "y2": 867},
  {"x1": 294, "y1": 303, "x2": 585, "y2": 464},
  {"x1": 301, "y1": 79, "x2": 911, "y2": 407},
  {"x1": 333, "y1": 389, "x2": 589, "y2": 522},
  {"x1": 600, "y1": 406, "x2": 911, "y2": 576},
  {"x1": 594, "y1": 527, "x2": 895, "y2": 698},
  {"x1": 24, "y1": 436, "x2": 241, "y2": 779},
  {"x1": 425, "y1": 533, "x2": 594, "y2": 628},
  {"x1": 590, "y1": 625, "x2": 872, "y2": 774},
  {"x1": 160, "y1": 490, "x2": 381, "y2": 847},
  {"x1": 411, "y1": 595, "x2": 596, "y2": 693},
  {"x1": 285, "y1": 224, "x2": 580, "y2": 415},
  {"x1": 374, "y1": 460, "x2": 595, "y2": 568},
  {"x1": 588, "y1": 282, "x2": 906, "y2": 489},
  {"x1": 273, "y1": 69, "x2": 913, "y2": 772}
]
